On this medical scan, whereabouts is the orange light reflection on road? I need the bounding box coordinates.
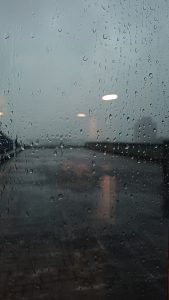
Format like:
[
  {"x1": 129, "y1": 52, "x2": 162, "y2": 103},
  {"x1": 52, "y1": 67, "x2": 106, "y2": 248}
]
[
  {"x1": 97, "y1": 175, "x2": 116, "y2": 223},
  {"x1": 62, "y1": 160, "x2": 89, "y2": 177}
]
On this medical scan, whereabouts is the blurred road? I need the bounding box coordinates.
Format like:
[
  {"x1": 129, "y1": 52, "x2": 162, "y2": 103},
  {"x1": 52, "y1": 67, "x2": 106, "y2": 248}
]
[{"x1": 0, "y1": 148, "x2": 168, "y2": 300}]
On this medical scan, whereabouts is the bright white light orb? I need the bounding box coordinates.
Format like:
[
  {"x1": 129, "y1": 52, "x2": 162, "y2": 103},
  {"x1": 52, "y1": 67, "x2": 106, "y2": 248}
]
[
  {"x1": 102, "y1": 94, "x2": 118, "y2": 101},
  {"x1": 77, "y1": 113, "x2": 86, "y2": 118},
  {"x1": 0, "y1": 112, "x2": 3, "y2": 116}
]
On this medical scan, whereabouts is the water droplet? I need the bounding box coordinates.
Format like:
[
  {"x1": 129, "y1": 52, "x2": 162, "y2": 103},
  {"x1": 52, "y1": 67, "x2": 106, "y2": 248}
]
[
  {"x1": 35, "y1": 139, "x2": 39, "y2": 146},
  {"x1": 87, "y1": 208, "x2": 91, "y2": 214},
  {"x1": 103, "y1": 34, "x2": 109, "y2": 39},
  {"x1": 123, "y1": 183, "x2": 127, "y2": 190},
  {"x1": 80, "y1": 129, "x2": 83, "y2": 134},
  {"x1": 3, "y1": 33, "x2": 10, "y2": 39},
  {"x1": 83, "y1": 56, "x2": 88, "y2": 61},
  {"x1": 26, "y1": 210, "x2": 30, "y2": 217},
  {"x1": 58, "y1": 193, "x2": 63, "y2": 201},
  {"x1": 89, "y1": 109, "x2": 92, "y2": 116},
  {"x1": 50, "y1": 196, "x2": 55, "y2": 202},
  {"x1": 109, "y1": 114, "x2": 112, "y2": 120},
  {"x1": 149, "y1": 73, "x2": 153, "y2": 79},
  {"x1": 53, "y1": 150, "x2": 57, "y2": 156}
]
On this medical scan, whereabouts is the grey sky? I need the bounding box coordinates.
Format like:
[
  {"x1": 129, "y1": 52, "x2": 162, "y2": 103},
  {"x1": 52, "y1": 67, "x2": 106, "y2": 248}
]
[{"x1": 0, "y1": 0, "x2": 168, "y2": 143}]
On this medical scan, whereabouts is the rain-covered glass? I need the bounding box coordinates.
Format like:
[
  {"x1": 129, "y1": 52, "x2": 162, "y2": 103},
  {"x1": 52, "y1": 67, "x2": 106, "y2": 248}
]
[{"x1": 0, "y1": 1, "x2": 168, "y2": 299}]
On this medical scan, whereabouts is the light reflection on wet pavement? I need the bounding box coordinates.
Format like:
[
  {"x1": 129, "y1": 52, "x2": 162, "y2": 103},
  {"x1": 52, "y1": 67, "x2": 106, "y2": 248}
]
[{"x1": 0, "y1": 148, "x2": 168, "y2": 299}]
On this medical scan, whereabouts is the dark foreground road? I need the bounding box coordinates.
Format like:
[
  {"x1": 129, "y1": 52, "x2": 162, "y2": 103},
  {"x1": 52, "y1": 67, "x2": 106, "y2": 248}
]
[{"x1": 0, "y1": 148, "x2": 168, "y2": 300}]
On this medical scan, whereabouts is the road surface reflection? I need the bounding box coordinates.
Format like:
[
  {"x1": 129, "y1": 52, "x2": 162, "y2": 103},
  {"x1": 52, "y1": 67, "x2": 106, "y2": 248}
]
[
  {"x1": 0, "y1": 148, "x2": 167, "y2": 300},
  {"x1": 97, "y1": 175, "x2": 116, "y2": 223}
]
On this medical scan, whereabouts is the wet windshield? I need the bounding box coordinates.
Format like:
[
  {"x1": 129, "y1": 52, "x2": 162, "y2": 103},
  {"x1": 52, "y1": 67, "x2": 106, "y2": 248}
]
[{"x1": 0, "y1": 1, "x2": 168, "y2": 299}]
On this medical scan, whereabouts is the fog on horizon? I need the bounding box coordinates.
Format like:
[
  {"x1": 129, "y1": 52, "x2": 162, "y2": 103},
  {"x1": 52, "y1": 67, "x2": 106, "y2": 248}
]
[{"x1": 0, "y1": 0, "x2": 168, "y2": 145}]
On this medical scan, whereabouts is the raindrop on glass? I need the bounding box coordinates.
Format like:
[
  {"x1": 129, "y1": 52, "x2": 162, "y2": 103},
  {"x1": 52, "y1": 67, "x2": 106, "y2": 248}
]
[
  {"x1": 58, "y1": 193, "x2": 63, "y2": 201},
  {"x1": 3, "y1": 33, "x2": 10, "y2": 39},
  {"x1": 83, "y1": 56, "x2": 88, "y2": 61}
]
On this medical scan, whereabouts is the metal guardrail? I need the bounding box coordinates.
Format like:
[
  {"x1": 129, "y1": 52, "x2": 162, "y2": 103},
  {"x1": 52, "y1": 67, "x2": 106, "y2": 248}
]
[
  {"x1": 163, "y1": 141, "x2": 169, "y2": 185},
  {"x1": 0, "y1": 131, "x2": 22, "y2": 164},
  {"x1": 85, "y1": 142, "x2": 164, "y2": 161},
  {"x1": 0, "y1": 148, "x2": 22, "y2": 163},
  {"x1": 0, "y1": 149, "x2": 14, "y2": 162}
]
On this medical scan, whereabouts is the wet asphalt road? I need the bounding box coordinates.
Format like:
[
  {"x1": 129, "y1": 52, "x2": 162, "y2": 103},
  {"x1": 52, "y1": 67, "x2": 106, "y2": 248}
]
[{"x1": 0, "y1": 148, "x2": 168, "y2": 300}]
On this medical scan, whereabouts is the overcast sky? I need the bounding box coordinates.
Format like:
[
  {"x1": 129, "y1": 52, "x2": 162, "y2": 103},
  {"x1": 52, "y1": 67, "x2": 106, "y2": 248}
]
[{"x1": 0, "y1": 0, "x2": 168, "y2": 144}]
